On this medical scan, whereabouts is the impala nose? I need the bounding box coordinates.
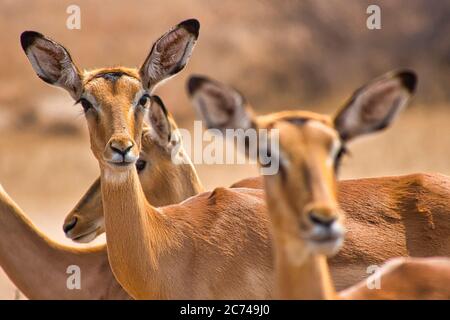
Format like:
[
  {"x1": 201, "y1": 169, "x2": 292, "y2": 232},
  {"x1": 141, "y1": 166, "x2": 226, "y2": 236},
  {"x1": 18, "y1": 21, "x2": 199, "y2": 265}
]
[
  {"x1": 304, "y1": 206, "x2": 344, "y2": 255},
  {"x1": 107, "y1": 138, "x2": 138, "y2": 165},
  {"x1": 63, "y1": 217, "x2": 78, "y2": 234},
  {"x1": 305, "y1": 205, "x2": 339, "y2": 227},
  {"x1": 109, "y1": 140, "x2": 133, "y2": 156},
  {"x1": 308, "y1": 211, "x2": 336, "y2": 228}
]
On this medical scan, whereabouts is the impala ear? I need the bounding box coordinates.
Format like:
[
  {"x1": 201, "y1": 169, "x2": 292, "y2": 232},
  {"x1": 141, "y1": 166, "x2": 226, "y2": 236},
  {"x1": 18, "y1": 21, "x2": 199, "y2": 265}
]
[
  {"x1": 187, "y1": 75, "x2": 255, "y2": 132},
  {"x1": 21, "y1": 31, "x2": 82, "y2": 99},
  {"x1": 334, "y1": 70, "x2": 417, "y2": 142},
  {"x1": 139, "y1": 19, "x2": 199, "y2": 91},
  {"x1": 146, "y1": 95, "x2": 174, "y2": 148}
]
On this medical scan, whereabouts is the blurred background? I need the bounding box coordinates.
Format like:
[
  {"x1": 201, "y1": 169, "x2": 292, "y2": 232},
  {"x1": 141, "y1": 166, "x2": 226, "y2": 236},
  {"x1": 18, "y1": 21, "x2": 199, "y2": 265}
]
[{"x1": 0, "y1": 0, "x2": 449, "y2": 298}]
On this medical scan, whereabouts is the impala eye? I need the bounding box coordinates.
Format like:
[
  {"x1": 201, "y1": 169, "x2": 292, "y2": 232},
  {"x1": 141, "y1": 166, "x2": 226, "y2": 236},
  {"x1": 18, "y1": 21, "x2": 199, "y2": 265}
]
[
  {"x1": 136, "y1": 159, "x2": 147, "y2": 172},
  {"x1": 79, "y1": 98, "x2": 93, "y2": 112},
  {"x1": 334, "y1": 146, "x2": 348, "y2": 172},
  {"x1": 139, "y1": 95, "x2": 150, "y2": 107}
]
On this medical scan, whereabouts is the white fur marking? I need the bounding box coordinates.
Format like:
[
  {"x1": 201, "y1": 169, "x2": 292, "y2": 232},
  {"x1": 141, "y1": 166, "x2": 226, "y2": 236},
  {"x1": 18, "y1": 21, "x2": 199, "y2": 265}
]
[{"x1": 103, "y1": 168, "x2": 130, "y2": 184}]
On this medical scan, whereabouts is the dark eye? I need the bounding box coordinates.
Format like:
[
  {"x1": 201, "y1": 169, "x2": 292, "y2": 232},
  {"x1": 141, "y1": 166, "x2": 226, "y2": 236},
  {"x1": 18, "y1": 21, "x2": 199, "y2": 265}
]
[
  {"x1": 79, "y1": 98, "x2": 93, "y2": 112},
  {"x1": 334, "y1": 146, "x2": 347, "y2": 172},
  {"x1": 136, "y1": 159, "x2": 147, "y2": 172},
  {"x1": 138, "y1": 95, "x2": 150, "y2": 107},
  {"x1": 278, "y1": 161, "x2": 287, "y2": 180}
]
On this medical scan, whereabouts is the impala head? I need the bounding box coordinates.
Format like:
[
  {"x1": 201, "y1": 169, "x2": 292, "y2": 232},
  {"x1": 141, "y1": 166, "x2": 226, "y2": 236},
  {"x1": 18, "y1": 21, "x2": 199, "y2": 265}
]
[
  {"x1": 21, "y1": 19, "x2": 199, "y2": 179},
  {"x1": 188, "y1": 71, "x2": 417, "y2": 258},
  {"x1": 63, "y1": 96, "x2": 190, "y2": 242}
]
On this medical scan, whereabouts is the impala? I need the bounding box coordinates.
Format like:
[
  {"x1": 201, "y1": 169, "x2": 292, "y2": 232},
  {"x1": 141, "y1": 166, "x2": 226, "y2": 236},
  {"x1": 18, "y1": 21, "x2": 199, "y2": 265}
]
[
  {"x1": 21, "y1": 19, "x2": 275, "y2": 299},
  {"x1": 0, "y1": 96, "x2": 204, "y2": 299},
  {"x1": 63, "y1": 96, "x2": 204, "y2": 242},
  {"x1": 5, "y1": 19, "x2": 206, "y2": 300},
  {"x1": 187, "y1": 74, "x2": 450, "y2": 299}
]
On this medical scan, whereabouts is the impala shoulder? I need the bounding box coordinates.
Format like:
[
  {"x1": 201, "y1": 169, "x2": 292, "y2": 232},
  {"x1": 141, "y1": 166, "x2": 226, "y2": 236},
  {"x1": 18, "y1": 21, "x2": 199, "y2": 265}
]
[
  {"x1": 380, "y1": 256, "x2": 446, "y2": 276},
  {"x1": 403, "y1": 173, "x2": 434, "y2": 186},
  {"x1": 207, "y1": 187, "x2": 237, "y2": 203},
  {"x1": 380, "y1": 256, "x2": 411, "y2": 272},
  {"x1": 206, "y1": 187, "x2": 263, "y2": 206},
  {"x1": 399, "y1": 173, "x2": 450, "y2": 205},
  {"x1": 399, "y1": 172, "x2": 450, "y2": 188},
  {"x1": 230, "y1": 176, "x2": 263, "y2": 189}
]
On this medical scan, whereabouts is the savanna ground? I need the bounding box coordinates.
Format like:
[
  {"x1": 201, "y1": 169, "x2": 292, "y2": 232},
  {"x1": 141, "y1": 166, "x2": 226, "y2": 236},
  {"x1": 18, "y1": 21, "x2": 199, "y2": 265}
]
[{"x1": 0, "y1": 0, "x2": 449, "y2": 299}]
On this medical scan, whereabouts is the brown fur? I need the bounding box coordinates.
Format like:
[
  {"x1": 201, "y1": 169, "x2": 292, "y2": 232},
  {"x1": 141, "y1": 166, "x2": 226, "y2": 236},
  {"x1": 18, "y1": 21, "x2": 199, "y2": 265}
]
[
  {"x1": 229, "y1": 173, "x2": 450, "y2": 291},
  {"x1": 332, "y1": 173, "x2": 450, "y2": 289}
]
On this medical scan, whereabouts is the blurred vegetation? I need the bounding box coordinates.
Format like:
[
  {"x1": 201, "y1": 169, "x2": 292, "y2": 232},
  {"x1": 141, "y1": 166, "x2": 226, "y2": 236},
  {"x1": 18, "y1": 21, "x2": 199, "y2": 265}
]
[{"x1": 0, "y1": 0, "x2": 449, "y2": 131}]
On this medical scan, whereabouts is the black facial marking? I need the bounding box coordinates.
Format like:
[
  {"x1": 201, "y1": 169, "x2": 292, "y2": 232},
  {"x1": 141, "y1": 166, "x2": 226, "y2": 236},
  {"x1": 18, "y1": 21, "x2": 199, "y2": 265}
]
[
  {"x1": 278, "y1": 160, "x2": 287, "y2": 181},
  {"x1": 334, "y1": 145, "x2": 347, "y2": 173},
  {"x1": 94, "y1": 72, "x2": 126, "y2": 83},
  {"x1": 302, "y1": 164, "x2": 313, "y2": 188},
  {"x1": 79, "y1": 98, "x2": 93, "y2": 112},
  {"x1": 285, "y1": 117, "x2": 309, "y2": 126}
]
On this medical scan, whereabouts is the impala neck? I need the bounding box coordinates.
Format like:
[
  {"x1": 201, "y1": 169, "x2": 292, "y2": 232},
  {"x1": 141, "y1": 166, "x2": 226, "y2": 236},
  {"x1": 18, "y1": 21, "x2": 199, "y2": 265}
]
[
  {"x1": 176, "y1": 160, "x2": 204, "y2": 196},
  {"x1": 0, "y1": 187, "x2": 127, "y2": 299},
  {"x1": 150, "y1": 160, "x2": 204, "y2": 207},
  {"x1": 100, "y1": 166, "x2": 175, "y2": 299},
  {"x1": 266, "y1": 191, "x2": 338, "y2": 300},
  {"x1": 274, "y1": 238, "x2": 337, "y2": 299}
]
